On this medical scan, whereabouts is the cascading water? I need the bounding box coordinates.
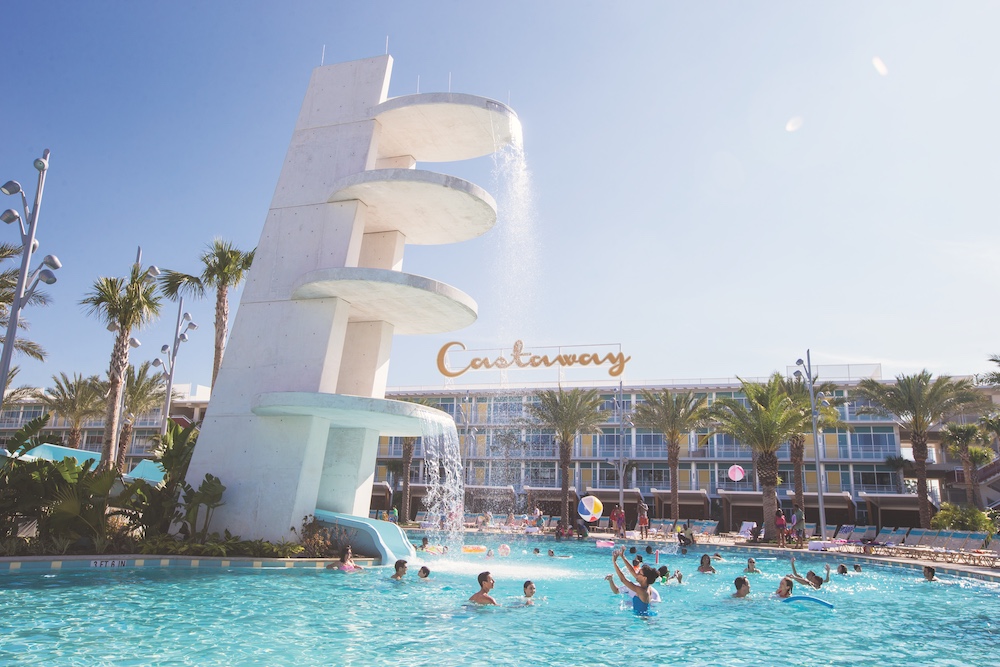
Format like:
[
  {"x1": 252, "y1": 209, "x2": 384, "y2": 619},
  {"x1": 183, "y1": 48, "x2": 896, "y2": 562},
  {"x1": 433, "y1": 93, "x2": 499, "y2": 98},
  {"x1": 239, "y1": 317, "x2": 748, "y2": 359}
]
[
  {"x1": 419, "y1": 415, "x2": 465, "y2": 549},
  {"x1": 490, "y1": 122, "x2": 539, "y2": 353}
]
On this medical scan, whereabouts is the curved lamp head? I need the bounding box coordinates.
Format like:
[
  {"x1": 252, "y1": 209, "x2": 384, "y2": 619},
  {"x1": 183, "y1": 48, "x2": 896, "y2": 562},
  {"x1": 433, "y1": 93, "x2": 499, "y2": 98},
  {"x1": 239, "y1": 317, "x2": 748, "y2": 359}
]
[
  {"x1": 37, "y1": 269, "x2": 56, "y2": 285},
  {"x1": 151, "y1": 358, "x2": 163, "y2": 368},
  {"x1": 34, "y1": 152, "x2": 49, "y2": 172},
  {"x1": 0, "y1": 180, "x2": 21, "y2": 196},
  {"x1": 128, "y1": 337, "x2": 141, "y2": 349},
  {"x1": 795, "y1": 358, "x2": 804, "y2": 366},
  {"x1": 178, "y1": 333, "x2": 189, "y2": 343},
  {"x1": 184, "y1": 322, "x2": 198, "y2": 332},
  {"x1": 145, "y1": 265, "x2": 161, "y2": 280},
  {"x1": 793, "y1": 370, "x2": 803, "y2": 380},
  {"x1": 41, "y1": 255, "x2": 61, "y2": 270},
  {"x1": 160, "y1": 344, "x2": 170, "y2": 354},
  {"x1": 1, "y1": 209, "x2": 20, "y2": 224}
]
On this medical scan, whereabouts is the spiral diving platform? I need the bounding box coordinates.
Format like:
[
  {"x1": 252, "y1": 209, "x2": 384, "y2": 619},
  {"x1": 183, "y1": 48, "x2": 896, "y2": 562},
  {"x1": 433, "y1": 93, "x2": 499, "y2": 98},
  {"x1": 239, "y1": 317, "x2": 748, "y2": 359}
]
[{"x1": 186, "y1": 54, "x2": 519, "y2": 551}]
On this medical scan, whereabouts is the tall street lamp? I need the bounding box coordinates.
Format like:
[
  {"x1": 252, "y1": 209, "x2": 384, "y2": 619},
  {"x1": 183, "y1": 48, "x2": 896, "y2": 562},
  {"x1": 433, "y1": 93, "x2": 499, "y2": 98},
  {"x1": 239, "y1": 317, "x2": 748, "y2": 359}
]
[
  {"x1": 607, "y1": 381, "x2": 634, "y2": 509},
  {"x1": 795, "y1": 350, "x2": 831, "y2": 540},
  {"x1": 0, "y1": 150, "x2": 61, "y2": 410},
  {"x1": 152, "y1": 297, "x2": 197, "y2": 435}
]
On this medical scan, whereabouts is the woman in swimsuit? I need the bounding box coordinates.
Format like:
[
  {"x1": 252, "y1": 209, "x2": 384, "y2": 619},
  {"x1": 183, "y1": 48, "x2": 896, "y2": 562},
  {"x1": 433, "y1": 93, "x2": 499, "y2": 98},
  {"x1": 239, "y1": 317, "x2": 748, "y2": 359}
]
[
  {"x1": 697, "y1": 554, "x2": 717, "y2": 574},
  {"x1": 611, "y1": 548, "x2": 658, "y2": 615},
  {"x1": 326, "y1": 545, "x2": 363, "y2": 572}
]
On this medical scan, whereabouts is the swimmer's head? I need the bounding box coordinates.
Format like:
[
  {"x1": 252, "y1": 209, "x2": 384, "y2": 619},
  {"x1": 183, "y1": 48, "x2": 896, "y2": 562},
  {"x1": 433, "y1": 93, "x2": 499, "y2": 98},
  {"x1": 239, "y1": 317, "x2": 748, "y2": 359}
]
[
  {"x1": 523, "y1": 580, "x2": 535, "y2": 597},
  {"x1": 645, "y1": 546, "x2": 653, "y2": 554},
  {"x1": 734, "y1": 576, "x2": 749, "y2": 592},
  {"x1": 629, "y1": 547, "x2": 637, "y2": 554},
  {"x1": 638, "y1": 564, "x2": 658, "y2": 588},
  {"x1": 837, "y1": 564, "x2": 848, "y2": 575},
  {"x1": 418, "y1": 566, "x2": 430, "y2": 578},
  {"x1": 700, "y1": 554, "x2": 711, "y2": 566},
  {"x1": 394, "y1": 559, "x2": 407, "y2": 575}
]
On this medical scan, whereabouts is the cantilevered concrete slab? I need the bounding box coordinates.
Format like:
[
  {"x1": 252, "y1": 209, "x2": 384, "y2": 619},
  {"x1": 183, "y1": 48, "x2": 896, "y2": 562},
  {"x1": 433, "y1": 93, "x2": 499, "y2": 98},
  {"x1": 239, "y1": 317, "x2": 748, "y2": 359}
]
[
  {"x1": 252, "y1": 393, "x2": 448, "y2": 436},
  {"x1": 375, "y1": 93, "x2": 520, "y2": 162},
  {"x1": 290, "y1": 268, "x2": 477, "y2": 334},
  {"x1": 329, "y1": 169, "x2": 496, "y2": 245}
]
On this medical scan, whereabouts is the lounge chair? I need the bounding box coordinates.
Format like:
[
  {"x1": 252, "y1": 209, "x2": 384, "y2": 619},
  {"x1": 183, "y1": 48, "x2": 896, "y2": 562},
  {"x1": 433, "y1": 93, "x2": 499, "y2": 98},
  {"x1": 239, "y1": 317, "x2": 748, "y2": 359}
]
[
  {"x1": 833, "y1": 524, "x2": 854, "y2": 541},
  {"x1": 734, "y1": 521, "x2": 756, "y2": 542}
]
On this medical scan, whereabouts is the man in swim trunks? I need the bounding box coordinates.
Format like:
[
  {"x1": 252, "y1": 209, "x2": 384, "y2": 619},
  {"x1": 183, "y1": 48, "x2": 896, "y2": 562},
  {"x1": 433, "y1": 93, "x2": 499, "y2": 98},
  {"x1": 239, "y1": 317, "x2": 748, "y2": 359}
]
[
  {"x1": 637, "y1": 500, "x2": 649, "y2": 539},
  {"x1": 793, "y1": 503, "x2": 806, "y2": 548},
  {"x1": 470, "y1": 571, "x2": 498, "y2": 605},
  {"x1": 390, "y1": 559, "x2": 407, "y2": 580}
]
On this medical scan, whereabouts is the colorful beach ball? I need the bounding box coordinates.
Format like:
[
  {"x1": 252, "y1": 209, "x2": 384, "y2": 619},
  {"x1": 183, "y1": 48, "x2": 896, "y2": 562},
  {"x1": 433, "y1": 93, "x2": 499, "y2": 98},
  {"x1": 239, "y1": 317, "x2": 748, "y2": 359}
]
[
  {"x1": 578, "y1": 495, "x2": 604, "y2": 522},
  {"x1": 728, "y1": 465, "x2": 746, "y2": 482}
]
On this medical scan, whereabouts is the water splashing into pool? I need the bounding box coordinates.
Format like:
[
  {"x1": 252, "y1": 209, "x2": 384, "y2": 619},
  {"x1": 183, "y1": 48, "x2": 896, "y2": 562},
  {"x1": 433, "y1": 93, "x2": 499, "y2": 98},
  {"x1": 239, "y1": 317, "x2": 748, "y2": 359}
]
[
  {"x1": 419, "y1": 416, "x2": 464, "y2": 550},
  {"x1": 490, "y1": 126, "x2": 539, "y2": 348}
]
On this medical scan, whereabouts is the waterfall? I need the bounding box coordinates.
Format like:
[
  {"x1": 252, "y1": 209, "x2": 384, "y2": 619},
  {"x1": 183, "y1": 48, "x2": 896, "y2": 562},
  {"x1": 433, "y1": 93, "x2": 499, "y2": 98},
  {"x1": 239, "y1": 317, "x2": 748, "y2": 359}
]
[{"x1": 419, "y1": 415, "x2": 465, "y2": 549}]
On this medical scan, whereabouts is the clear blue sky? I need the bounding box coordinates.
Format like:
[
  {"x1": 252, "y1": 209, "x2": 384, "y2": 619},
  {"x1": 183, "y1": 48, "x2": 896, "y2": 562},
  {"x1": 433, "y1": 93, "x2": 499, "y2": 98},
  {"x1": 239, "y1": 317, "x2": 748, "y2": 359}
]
[{"x1": 3, "y1": 1, "x2": 1000, "y2": 393}]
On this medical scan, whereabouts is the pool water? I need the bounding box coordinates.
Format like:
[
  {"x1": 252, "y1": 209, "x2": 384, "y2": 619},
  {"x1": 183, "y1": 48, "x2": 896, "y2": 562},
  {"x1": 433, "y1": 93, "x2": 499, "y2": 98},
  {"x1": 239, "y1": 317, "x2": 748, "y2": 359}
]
[{"x1": 2, "y1": 537, "x2": 998, "y2": 666}]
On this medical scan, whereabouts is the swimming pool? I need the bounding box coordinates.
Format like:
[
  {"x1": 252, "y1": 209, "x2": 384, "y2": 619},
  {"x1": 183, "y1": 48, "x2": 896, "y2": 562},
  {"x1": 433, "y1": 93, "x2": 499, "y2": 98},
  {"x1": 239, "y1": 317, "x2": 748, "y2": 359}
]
[{"x1": 2, "y1": 537, "x2": 997, "y2": 666}]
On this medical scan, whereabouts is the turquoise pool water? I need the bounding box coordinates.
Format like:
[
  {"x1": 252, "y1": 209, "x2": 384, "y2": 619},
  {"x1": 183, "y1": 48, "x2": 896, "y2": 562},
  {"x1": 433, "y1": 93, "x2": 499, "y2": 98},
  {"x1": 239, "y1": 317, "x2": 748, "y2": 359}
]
[{"x1": 2, "y1": 537, "x2": 998, "y2": 666}]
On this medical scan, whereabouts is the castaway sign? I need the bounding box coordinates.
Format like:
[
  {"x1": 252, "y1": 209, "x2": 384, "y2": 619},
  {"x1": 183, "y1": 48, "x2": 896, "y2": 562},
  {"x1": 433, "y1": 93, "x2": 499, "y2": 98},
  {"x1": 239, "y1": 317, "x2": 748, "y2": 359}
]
[{"x1": 437, "y1": 340, "x2": 631, "y2": 378}]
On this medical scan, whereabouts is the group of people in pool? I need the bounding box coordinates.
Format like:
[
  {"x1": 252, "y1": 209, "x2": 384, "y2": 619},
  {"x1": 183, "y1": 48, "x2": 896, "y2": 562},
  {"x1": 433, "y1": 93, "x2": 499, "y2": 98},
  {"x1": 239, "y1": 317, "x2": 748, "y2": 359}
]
[{"x1": 334, "y1": 539, "x2": 943, "y2": 611}]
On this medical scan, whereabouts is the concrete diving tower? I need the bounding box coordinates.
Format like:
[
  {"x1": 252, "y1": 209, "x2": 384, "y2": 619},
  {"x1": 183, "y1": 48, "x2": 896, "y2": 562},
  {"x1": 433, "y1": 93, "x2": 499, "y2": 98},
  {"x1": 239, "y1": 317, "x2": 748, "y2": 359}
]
[{"x1": 184, "y1": 55, "x2": 519, "y2": 546}]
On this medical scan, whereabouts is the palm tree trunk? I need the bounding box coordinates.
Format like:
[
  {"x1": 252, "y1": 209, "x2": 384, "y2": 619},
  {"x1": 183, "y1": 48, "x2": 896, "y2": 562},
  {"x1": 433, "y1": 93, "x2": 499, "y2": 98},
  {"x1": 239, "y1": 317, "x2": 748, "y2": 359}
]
[
  {"x1": 68, "y1": 426, "x2": 82, "y2": 450},
  {"x1": 401, "y1": 439, "x2": 414, "y2": 523},
  {"x1": 912, "y1": 436, "x2": 931, "y2": 528},
  {"x1": 560, "y1": 440, "x2": 571, "y2": 526},
  {"x1": 962, "y1": 453, "x2": 983, "y2": 510},
  {"x1": 101, "y1": 333, "x2": 130, "y2": 471},
  {"x1": 115, "y1": 422, "x2": 134, "y2": 474},
  {"x1": 790, "y1": 435, "x2": 805, "y2": 510},
  {"x1": 757, "y1": 451, "x2": 780, "y2": 540},
  {"x1": 212, "y1": 285, "x2": 229, "y2": 388},
  {"x1": 667, "y1": 441, "x2": 680, "y2": 521}
]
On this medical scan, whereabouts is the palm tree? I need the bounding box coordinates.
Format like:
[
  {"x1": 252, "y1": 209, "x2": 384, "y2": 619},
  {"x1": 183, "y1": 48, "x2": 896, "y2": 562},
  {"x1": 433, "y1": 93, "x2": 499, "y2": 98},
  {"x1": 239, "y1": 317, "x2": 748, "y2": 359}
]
[
  {"x1": 34, "y1": 373, "x2": 104, "y2": 449},
  {"x1": 114, "y1": 361, "x2": 168, "y2": 474},
  {"x1": 854, "y1": 371, "x2": 987, "y2": 528},
  {"x1": 978, "y1": 414, "x2": 1000, "y2": 456},
  {"x1": 979, "y1": 354, "x2": 1000, "y2": 386},
  {"x1": 0, "y1": 241, "x2": 50, "y2": 394},
  {"x1": 709, "y1": 375, "x2": 805, "y2": 541},
  {"x1": 159, "y1": 239, "x2": 255, "y2": 388},
  {"x1": 778, "y1": 375, "x2": 846, "y2": 512},
  {"x1": 525, "y1": 388, "x2": 604, "y2": 526},
  {"x1": 941, "y1": 422, "x2": 987, "y2": 510},
  {"x1": 884, "y1": 454, "x2": 914, "y2": 494},
  {"x1": 81, "y1": 262, "x2": 162, "y2": 471},
  {"x1": 632, "y1": 389, "x2": 709, "y2": 521}
]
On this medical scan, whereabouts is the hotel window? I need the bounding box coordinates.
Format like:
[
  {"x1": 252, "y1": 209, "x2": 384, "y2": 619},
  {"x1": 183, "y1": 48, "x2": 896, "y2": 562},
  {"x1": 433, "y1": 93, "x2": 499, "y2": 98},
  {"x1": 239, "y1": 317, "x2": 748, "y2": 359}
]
[
  {"x1": 850, "y1": 426, "x2": 897, "y2": 459},
  {"x1": 634, "y1": 429, "x2": 667, "y2": 458},
  {"x1": 525, "y1": 461, "x2": 557, "y2": 486}
]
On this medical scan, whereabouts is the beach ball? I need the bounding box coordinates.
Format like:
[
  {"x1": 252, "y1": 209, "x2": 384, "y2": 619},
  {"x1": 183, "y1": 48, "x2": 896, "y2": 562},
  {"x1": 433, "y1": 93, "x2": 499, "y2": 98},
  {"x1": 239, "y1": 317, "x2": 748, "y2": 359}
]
[
  {"x1": 498, "y1": 544, "x2": 511, "y2": 557},
  {"x1": 578, "y1": 495, "x2": 604, "y2": 522},
  {"x1": 728, "y1": 465, "x2": 746, "y2": 482}
]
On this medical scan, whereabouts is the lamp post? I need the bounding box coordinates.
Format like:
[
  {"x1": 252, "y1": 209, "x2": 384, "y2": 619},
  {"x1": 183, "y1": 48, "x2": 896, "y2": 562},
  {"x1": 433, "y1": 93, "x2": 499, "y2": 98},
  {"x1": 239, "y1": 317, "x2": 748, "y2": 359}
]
[
  {"x1": 152, "y1": 297, "x2": 197, "y2": 435},
  {"x1": 608, "y1": 381, "x2": 633, "y2": 509},
  {"x1": 795, "y1": 350, "x2": 830, "y2": 540},
  {"x1": 0, "y1": 150, "x2": 61, "y2": 410}
]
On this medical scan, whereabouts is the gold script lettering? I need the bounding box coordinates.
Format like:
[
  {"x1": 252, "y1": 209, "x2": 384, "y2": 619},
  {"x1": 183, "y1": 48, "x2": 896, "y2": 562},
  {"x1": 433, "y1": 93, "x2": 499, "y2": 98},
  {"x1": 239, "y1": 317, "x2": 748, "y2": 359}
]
[{"x1": 437, "y1": 340, "x2": 631, "y2": 378}]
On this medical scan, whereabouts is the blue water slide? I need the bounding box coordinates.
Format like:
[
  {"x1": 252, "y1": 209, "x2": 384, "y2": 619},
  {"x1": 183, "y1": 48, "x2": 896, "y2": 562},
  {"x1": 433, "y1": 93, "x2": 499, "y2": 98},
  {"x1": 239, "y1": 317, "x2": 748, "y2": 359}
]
[{"x1": 313, "y1": 510, "x2": 416, "y2": 564}]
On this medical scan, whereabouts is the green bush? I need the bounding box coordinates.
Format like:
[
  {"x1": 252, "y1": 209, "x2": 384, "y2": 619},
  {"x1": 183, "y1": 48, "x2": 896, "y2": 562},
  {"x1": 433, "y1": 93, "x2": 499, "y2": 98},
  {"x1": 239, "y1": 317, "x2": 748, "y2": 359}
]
[{"x1": 930, "y1": 502, "x2": 994, "y2": 532}]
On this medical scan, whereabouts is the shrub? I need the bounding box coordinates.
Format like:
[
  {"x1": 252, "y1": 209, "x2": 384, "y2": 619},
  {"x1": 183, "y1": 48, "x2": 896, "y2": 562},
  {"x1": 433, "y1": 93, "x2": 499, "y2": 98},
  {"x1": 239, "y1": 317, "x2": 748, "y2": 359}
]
[{"x1": 930, "y1": 502, "x2": 994, "y2": 532}]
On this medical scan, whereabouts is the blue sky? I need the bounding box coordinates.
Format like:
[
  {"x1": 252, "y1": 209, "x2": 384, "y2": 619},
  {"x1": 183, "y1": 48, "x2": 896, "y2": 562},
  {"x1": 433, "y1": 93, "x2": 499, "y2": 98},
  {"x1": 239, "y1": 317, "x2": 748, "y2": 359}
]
[{"x1": 3, "y1": 2, "x2": 1000, "y2": 393}]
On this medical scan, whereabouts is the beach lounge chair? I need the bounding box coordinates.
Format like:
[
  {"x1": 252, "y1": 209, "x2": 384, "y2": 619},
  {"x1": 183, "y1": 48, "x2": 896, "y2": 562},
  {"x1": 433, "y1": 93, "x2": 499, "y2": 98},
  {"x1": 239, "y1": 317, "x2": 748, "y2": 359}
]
[
  {"x1": 803, "y1": 522, "x2": 817, "y2": 538},
  {"x1": 734, "y1": 521, "x2": 756, "y2": 542},
  {"x1": 833, "y1": 524, "x2": 854, "y2": 541},
  {"x1": 954, "y1": 532, "x2": 989, "y2": 564},
  {"x1": 821, "y1": 524, "x2": 839, "y2": 540}
]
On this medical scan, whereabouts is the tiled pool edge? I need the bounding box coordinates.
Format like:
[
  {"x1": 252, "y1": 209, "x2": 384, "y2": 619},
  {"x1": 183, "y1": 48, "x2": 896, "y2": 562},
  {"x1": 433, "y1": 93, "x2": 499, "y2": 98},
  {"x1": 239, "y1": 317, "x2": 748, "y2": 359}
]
[
  {"x1": 0, "y1": 554, "x2": 379, "y2": 573},
  {"x1": 721, "y1": 543, "x2": 1000, "y2": 583}
]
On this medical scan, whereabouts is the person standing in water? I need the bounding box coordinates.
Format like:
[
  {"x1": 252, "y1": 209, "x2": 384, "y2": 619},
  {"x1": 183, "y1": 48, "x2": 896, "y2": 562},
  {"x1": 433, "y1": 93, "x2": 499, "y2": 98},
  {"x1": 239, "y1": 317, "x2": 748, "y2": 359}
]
[
  {"x1": 470, "y1": 571, "x2": 498, "y2": 605},
  {"x1": 611, "y1": 548, "x2": 658, "y2": 616}
]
